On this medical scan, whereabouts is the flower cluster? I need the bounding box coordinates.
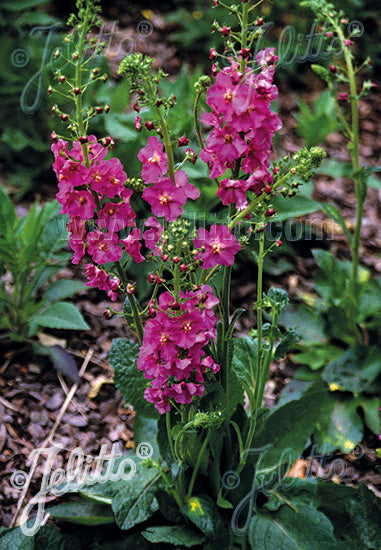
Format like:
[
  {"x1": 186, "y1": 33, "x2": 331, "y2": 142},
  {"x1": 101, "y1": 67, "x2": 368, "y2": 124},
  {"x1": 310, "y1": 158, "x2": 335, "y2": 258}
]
[
  {"x1": 52, "y1": 135, "x2": 145, "y2": 299},
  {"x1": 137, "y1": 285, "x2": 220, "y2": 413},
  {"x1": 200, "y1": 49, "x2": 282, "y2": 210},
  {"x1": 140, "y1": 136, "x2": 200, "y2": 222}
]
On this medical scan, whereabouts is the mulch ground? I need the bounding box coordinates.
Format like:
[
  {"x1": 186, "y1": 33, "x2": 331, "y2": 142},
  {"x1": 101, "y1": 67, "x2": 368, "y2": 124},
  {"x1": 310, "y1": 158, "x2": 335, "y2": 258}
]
[{"x1": 1, "y1": 7, "x2": 381, "y2": 530}]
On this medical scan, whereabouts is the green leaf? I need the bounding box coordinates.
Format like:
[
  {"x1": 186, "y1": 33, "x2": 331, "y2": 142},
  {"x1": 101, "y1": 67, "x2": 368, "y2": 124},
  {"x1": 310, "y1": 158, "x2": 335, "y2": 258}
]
[
  {"x1": 123, "y1": 296, "x2": 141, "y2": 331},
  {"x1": 312, "y1": 249, "x2": 351, "y2": 304},
  {"x1": 266, "y1": 287, "x2": 289, "y2": 314},
  {"x1": 0, "y1": 527, "x2": 34, "y2": 550},
  {"x1": 271, "y1": 194, "x2": 321, "y2": 222},
  {"x1": 32, "y1": 302, "x2": 89, "y2": 331},
  {"x1": 279, "y1": 305, "x2": 327, "y2": 345},
  {"x1": 322, "y1": 346, "x2": 381, "y2": 393},
  {"x1": 182, "y1": 495, "x2": 220, "y2": 536},
  {"x1": 274, "y1": 328, "x2": 299, "y2": 360},
  {"x1": 34, "y1": 344, "x2": 80, "y2": 383},
  {"x1": 142, "y1": 525, "x2": 206, "y2": 547},
  {"x1": 105, "y1": 115, "x2": 136, "y2": 141},
  {"x1": 249, "y1": 500, "x2": 343, "y2": 550},
  {"x1": 346, "y1": 484, "x2": 381, "y2": 549},
  {"x1": 133, "y1": 415, "x2": 160, "y2": 461},
  {"x1": 48, "y1": 499, "x2": 115, "y2": 526},
  {"x1": 359, "y1": 396, "x2": 381, "y2": 434},
  {"x1": 252, "y1": 383, "x2": 330, "y2": 473},
  {"x1": 313, "y1": 395, "x2": 363, "y2": 453},
  {"x1": 293, "y1": 343, "x2": 343, "y2": 370},
  {"x1": 43, "y1": 280, "x2": 86, "y2": 304},
  {"x1": 232, "y1": 337, "x2": 257, "y2": 409},
  {"x1": 111, "y1": 462, "x2": 160, "y2": 530},
  {"x1": 0, "y1": 186, "x2": 16, "y2": 235},
  {"x1": 110, "y1": 79, "x2": 131, "y2": 113},
  {"x1": 109, "y1": 338, "x2": 158, "y2": 418},
  {"x1": 320, "y1": 204, "x2": 352, "y2": 245},
  {"x1": 217, "y1": 489, "x2": 233, "y2": 509}
]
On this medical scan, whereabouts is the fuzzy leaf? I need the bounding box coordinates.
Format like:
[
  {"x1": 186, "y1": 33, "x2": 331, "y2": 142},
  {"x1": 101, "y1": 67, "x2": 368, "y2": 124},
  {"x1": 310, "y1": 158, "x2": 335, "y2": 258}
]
[
  {"x1": 313, "y1": 395, "x2": 363, "y2": 453},
  {"x1": 32, "y1": 302, "x2": 89, "y2": 331},
  {"x1": 48, "y1": 500, "x2": 114, "y2": 526},
  {"x1": 111, "y1": 462, "x2": 160, "y2": 530},
  {"x1": 142, "y1": 525, "x2": 205, "y2": 547},
  {"x1": 43, "y1": 280, "x2": 86, "y2": 304},
  {"x1": 249, "y1": 500, "x2": 344, "y2": 550},
  {"x1": 182, "y1": 495, "x2": 220, "y2": 536},
  {"x1": 109, "y1": 338, "x2": 158, "y2": 418}
]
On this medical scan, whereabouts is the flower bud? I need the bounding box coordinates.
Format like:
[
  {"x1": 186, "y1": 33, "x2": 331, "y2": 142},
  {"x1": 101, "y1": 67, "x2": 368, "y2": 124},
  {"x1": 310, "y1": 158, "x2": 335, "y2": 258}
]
[
  {"x1": 265, "y1": 209, "x2": 276, "y2": 217},
  {"x1": 96, "y1": 106, "x2": 104, "y2": 114},
  {"x1": 145, "y1": 121, "x2": 155, "y2": 131},
  {"x1": 133, "y1": 102, "x2": 140, "y2": 112},
  {"x1": 338, "y1": 92, "x2": 348, "y2": 101},
  {"x1": 344, "y1": 39, "x2": 352, "y2": 47},
  {"x1": 210, "y1": 48, "x2": 217, "y2": 61},
  {"x1": 103, "y1": 309, "x2": 112, "y2": 319},
  {"x1": 179, "y1": 263, "x2": 187, "y2": 272},
  {"x1": 48, "y1": 86, "x2": 53, "y2": 95},
  {"x1": 155, "y1": 275, "x2": 163, "y2": 285},
  {"x1": 330, "y1": 64, "x2": 337, "y2": 73},
  {"x1": 104, "y1": 104, "x2": 110, "y2": 113},
  {"x1": 50, "y1": 131, "x2": 58, "y2": 142},
  {"x1": 58, "y1": 75, "x2": 65, "y2": 83},
  {"x1": 134, "y1": 116, "x2": 141, "y2": 131},
  {"x1": 221, "y1": 26, "x2": 230, "y2": 37},
  {"x1": 148, "y1": 273, "x2": 155, "y2": 284},
  {"x1": 78, "y1": 136, "x2": 88, "y2": 144},
  {"x1": 148, "y1": 306, "x2": 156, "y2": 318},
  {"x1": 239, "y1": 48, "x2": 250, "y2": 58},
  {"x1": 169, "y1": 300, "x2": 180, "y2": 310},
  {"x1": 178, "y1": 135, "x2": 190, "y2": 146},
  {"x1": 264, "y1": 185, "x2": 272, "y2": 194},
  {"x1": 161, "y1": 254, "x2": 169, "y2": 261},
  {"x1": 255, "y1": 17, "x2": 264, "y2": 25},
  {"x1": 126, "y1": 283, "x2": 135, "y2": 295},
  {"x1": 60, "y1": 113, "x2": 68, "y2": 121},
  {"x1": 172, "y1": 256, "x2": 180, "y2": 264}
]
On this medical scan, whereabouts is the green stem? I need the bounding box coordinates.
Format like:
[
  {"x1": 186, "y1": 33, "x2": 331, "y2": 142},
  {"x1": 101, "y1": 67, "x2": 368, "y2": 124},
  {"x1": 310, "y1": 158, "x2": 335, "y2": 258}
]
[
  {"x1": 236, "y1": 230, "x2": 265, "y2": 475},
  {"x1": 154, "y1": 462, "x2": 183, "y2": 508},
  {"x1": 194, "y1": 90, "x2": 205, "y2": 149},
  {"x1": 229, "y1": 170, "x2": 292, "y2": 231},
  {"x1": 240, "y1": 2, "x2": 250, "y2": 74},
  {"x1": 127, "y1": 293, "x2": 144, "y2": 344},
  {"x1": 335, "y1": 23, "x2": 363, "y2": 343},
  {"x1": 153, "y1": 101, "x2": 175, "y2": 182},
  {"x1": 333, "y1": 96, "x2": 353, "y2": 139},
  {"x1": 186, "y1": 430, "x2": 211, "y2": 500},
  {"x1": 74, "y1": 6, "x2": 90, "y2": 168},
  {"x1": 166, "y1": 412, "x2": 176, "y2": 459}
]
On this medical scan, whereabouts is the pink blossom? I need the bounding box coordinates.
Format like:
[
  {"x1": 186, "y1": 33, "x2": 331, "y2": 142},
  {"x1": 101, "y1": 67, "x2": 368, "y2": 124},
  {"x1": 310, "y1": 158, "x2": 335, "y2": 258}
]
[
  {"x1": 97, "y1": 201, "x2": 136, "y2": 232},
  {"x1": 87, "y1": 229, "x2": 122, "y2": 264},
  {"x1": 138, "y1": 136, "x2": 168, "y2": 183},
  {"x1": 206, "y1": 126, "x2": 246, "y2": 164},
  {"x1": 85, "y1": 264, "x2": 120, "y2": 301},
  {"x1": 166, "y1": 382, "x2": 204, "y2": 405},
  {"x1": 143, "y1": 217, "x2": 163, "y2": 255},
  {"x1": 142, "y1": 178, "x2": 187, "y2": 222},
  {"x1": 174, "y1": 170, "x2": 200, "y2": 200},
  {"x1": 217, "y1": 178, "x2": 249, "y2": 209},
  {"x1": 194, "y1": 224, "x2": 241, "y2": 269},
  {"x1": 199, "y1": 148, "x2": 227, "y2": 178},
  {"x1": 137, "y1": 288, "x2": 220, "y2": 413},
  {"x1": 120, "y1": 228, "x2": 145, "y2": 263},
  {"x1": 61, "y1": 190, "x2": 96, "y2": 220}
]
